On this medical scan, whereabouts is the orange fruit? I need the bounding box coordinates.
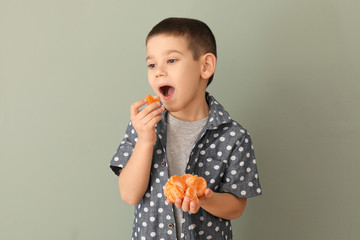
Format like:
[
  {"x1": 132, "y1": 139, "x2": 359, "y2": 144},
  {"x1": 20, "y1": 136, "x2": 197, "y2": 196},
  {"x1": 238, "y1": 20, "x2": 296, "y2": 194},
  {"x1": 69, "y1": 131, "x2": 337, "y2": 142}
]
[
  {"x1": 146, "y1": 94, "x2": 161, "y2": 104},
  {"x1": 164, "y1": 174, "x2": 207, "y2": 204}
]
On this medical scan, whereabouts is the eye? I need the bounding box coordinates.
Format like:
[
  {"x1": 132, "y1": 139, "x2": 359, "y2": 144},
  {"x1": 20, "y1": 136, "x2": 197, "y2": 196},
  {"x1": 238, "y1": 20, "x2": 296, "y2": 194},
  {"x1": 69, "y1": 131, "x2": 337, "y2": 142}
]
[
  {"x1": 168, "y1": 59, "x2": 177, "y2": 64},
  {"x1": 148, "y1": 63, "x2": 156, "y2": 69}
]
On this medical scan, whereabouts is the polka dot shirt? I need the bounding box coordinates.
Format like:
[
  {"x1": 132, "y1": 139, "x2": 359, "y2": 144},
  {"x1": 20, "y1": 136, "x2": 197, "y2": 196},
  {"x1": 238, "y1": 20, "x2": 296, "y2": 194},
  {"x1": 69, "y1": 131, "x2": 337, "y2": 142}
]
[{"x1": 110, "y1": 93, "x2": 262, "y2": 240}]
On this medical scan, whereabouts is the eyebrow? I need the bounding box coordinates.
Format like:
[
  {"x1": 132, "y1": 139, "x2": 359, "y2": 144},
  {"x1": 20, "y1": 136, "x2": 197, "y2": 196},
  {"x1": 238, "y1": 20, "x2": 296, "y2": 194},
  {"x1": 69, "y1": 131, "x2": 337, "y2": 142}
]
[{"x1": 146, "y1": 50, "x2": 184, "y2": 61}]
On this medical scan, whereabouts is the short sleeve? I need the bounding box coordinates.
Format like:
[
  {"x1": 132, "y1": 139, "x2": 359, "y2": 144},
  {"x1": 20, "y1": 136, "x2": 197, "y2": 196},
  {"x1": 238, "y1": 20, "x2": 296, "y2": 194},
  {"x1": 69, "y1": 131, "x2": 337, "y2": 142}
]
[
  {"x1": 109, "y1": 121, "x2": 138, "y2": 176},
  {"x1": 219, "y1": 130, "x2": 262, "y2": 198}
]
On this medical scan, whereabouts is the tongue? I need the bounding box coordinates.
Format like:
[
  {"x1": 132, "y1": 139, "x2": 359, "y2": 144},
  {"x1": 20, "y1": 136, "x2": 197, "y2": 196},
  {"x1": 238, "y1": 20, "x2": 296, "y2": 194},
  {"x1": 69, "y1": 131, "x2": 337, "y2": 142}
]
[{"x1": 167, "y1": 87, "x2": 175, "y2": 97}]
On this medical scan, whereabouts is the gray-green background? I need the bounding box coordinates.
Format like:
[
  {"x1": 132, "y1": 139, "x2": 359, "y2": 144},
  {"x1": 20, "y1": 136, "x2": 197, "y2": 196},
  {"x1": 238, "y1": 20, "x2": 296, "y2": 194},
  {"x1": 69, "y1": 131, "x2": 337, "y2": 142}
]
[{"x1": 1, "y1": 0, "x2": 359, "y2": 239}]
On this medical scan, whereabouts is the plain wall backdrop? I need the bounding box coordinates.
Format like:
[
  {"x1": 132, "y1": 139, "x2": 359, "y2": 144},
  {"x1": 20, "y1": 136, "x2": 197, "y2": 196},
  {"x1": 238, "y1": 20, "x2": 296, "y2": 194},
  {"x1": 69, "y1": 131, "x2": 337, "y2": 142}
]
[{"x1": 1, "y1": 0, "x2": 359, "y2": 239}]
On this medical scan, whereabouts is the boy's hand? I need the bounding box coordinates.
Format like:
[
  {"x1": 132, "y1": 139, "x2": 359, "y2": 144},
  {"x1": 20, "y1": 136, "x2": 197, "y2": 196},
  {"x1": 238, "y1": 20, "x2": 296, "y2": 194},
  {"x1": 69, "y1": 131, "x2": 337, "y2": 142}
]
[
  {"x1": 173, "y1": 188, "x2": 214, "y2": 214},
  {"x1": 130, "y1": 98, "x2": 165, "y2": 145}
]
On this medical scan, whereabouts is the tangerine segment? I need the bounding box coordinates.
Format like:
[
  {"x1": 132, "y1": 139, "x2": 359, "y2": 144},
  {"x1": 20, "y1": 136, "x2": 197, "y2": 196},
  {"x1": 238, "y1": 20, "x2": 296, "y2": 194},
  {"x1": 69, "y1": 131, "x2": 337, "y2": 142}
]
[
  {"x1": 146, "y1": 94, "x2": 161, "y2": 104},
  {"x1": 185, "y1": 186, "x2": 199, "y2": 204},
  {"x1": 165, "y1": 183, "x2": 185, "y2": 203},
  {"x1": 184, "y1": 175, "x2": 207, "y2": 197},
  {"x1": 164, "y1": 175, "x2": 186, "y2": 203}
]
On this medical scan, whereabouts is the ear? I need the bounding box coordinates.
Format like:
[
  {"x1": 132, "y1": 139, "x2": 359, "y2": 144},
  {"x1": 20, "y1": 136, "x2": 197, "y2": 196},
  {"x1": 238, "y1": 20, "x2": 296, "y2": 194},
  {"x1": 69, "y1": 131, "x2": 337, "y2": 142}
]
[{"x1": 200, "y1": 53, "x2": 216, "y2": 80}]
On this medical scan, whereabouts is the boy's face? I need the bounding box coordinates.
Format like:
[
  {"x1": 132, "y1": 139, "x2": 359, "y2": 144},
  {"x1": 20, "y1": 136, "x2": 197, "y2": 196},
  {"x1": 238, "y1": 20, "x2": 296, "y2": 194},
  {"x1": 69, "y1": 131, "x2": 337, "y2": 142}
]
[{"x1": 146, "y1": 34, "x2": 207, "y2": 116}]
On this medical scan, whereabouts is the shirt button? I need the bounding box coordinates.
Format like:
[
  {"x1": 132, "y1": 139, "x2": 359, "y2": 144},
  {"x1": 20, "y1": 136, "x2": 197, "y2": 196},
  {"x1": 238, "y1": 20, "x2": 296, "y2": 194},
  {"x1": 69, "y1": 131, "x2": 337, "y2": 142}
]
[
  {"x1": 161, "y1": 161, "x2": 166, "y2": 166},
  {"x1": 168, "y1": 223, "x2": 174, "y2": 228}
]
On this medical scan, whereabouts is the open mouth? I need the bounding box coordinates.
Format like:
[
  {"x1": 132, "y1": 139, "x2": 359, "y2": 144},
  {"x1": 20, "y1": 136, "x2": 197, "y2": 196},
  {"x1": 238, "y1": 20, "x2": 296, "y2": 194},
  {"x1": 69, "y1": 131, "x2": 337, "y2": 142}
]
[{"x1": 159, "y1": 85, "x2": 175, "y2": 97}]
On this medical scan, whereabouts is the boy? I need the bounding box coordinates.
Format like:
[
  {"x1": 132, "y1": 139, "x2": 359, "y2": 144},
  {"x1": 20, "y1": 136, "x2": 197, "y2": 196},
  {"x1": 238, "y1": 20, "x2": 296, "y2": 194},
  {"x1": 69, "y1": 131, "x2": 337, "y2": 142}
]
[{"x1": 110, "y1": 17, "x2": 262, "y2": 240}]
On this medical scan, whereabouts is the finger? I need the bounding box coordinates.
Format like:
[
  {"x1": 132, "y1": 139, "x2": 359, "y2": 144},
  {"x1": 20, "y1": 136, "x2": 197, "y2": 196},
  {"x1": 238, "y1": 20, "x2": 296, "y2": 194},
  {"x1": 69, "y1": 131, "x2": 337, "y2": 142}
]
[
  {"x1": 130, "y1": 98, "x2": 147, "y2": 118},
  {"x1": 143, "y1": 106, "x2": 165, "y2": 126},
  {"x1": 205, "y1": 188, "x2": 214, "y2": 198},
  {"x1": 182, "y1": 196, "x2": 190, "y2": 212},
  {"x1": 136, "y1": 101, "x2": 162, "y2": 121},
  {"x1": 190, "y1": 201, "x2": 200, "y2": 214},
  {"x1": 175, "y1": 197, "x2": 182, "y2": 209}
]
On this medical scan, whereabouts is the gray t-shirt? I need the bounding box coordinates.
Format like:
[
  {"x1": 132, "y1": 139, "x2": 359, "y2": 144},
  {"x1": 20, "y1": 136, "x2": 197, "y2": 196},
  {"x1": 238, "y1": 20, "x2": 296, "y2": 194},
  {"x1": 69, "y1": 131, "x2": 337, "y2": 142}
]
[{"x1": 166, "y1": 113, "x2": 209, "y2": 239}]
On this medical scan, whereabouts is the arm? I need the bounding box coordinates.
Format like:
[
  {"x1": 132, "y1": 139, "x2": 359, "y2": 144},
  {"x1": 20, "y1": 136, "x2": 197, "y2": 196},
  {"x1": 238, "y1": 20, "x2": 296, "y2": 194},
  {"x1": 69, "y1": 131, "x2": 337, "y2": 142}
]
[
  {"x1": 118, "y1": 98, "x2": 165, "y2": 206},
  {"x1": 175, "y1": 189, "x2": 247, "y2": 220}
]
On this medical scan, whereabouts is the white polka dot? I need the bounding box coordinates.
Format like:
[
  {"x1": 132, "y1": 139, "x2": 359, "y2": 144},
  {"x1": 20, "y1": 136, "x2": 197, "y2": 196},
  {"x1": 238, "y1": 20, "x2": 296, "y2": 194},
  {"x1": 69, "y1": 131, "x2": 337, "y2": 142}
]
[
  {"x1": 198, "y1": 162, "x2": 204, "y2": 167},
  {"x1": 231, "y1": 184, "x2": 237, "y2": 189},
  {"x1": 150, "y1": 232, "x2": 156, "y2": 237},
  {"x1": 226, "y1": 145, "x2": 232, "y2": 150},
  {"x1": 213, "y1": 133, "x2": 219, "y2": 138},
  {"x1": 198, "y1": 143, "x2": 203, "y2": 148},
  {"x1": 230, "y1": 155, "x2": 236, "y2": 160},
  {"x1": 189, "y1": 224, "x2": 196, "y2": 230},
  {"x1": 223, "y1": 126, "x2": 229, "y2": 131},
  {"x1": 210, "y1": 144, "x2": 216, "y2": 148},
  {"x1": 154, "y1": 163, "x2": 159, "y2": 168},
  {"x1": 150, "y1": 217, "x2": 155, "y2": 222},
  {"x1": 257, "y1": 188, "x2": 262, "y2": 193},
  {"x1": 150, "y1": 201, "x2": 155, "y2": 206},
  {"x1": 226, "y1": 178, "x2": 230, "y2": 182},
  {"x1": 166, "y1": 215, "x2": 171, "y2": 220},
  {"x1": 249, "y1": 182, "x2": 254, "y2": 187},
  {"x1": 215, "y1": 226, "x2": 220, "y2": 231},
  {"x1": 231, "y1": 170, "x2": 237, "y2": 175},
  {"x1": 159, "y1": 171, "x2": 164, "y2": 176},
  {"x1": 142, "y1": 222, "x2": 147, "y2": 227},
  {"x1": 141, "y1": 237, "x2": 145, "y2": 240},
  {"x1": 219, "y1": 111, "x2": 223, "y2": 115},
  {"x1": 157, "y1": 193, "x2": 162, "y2": 198},
  {"x1": 230, "y1": 131, "x2": 235, "y2": 136},
  {"x1": 145, "y1": 193, "x2": 150, "y2": 198},
  {"x1": 155, "y1": 178, "x2": 160, "y2": 183},
  {"x1": 207, "y1": 235, "x2": 213, "y2": 239},
  {"x1": 255, "y1": 173, "x2": 258, "y2": 179},
  {"x1": 158, "y1": 208, "x2": 163, "y2": 213},
  {"x1": 210, "y1": 179, "x2": 215, "y2": 184},
  {"x1": 114, "y1": 157, "x2": 119, "y2": 161},
  {"x1": 241, "y1": 190, "x2": 246, "y2": 195},
  {"x1": 124, "y1": 152, "x2": 129, "y2": 157},
  {"x1": 144, "y1": 207, "x2": 149, "y2": 212},
  {"x1": 159, "y1": 223, "x2": 164, "y2": 228},
  {"x1": 209, "y1": 117, "x2": 214, "y2": 122},
  {"x1": 205, "y1": 171, "x2": 210, "y2": 176},
  {"x1": 217, "y1": 151, "x2": 222, "y2": 157},
  {"x1": 239, "y1": 147, "x2": 244, "y2": 152},
  {"x1": 240, "y1": 129, "x2": 245, "y2": 134},
  {"x1": 246, "y1": 153, "x2": 251, "y2": 158},
  {"x1": 214, "y1": 165, "x2": 220, "y2": 170},
  {"x1": 207, "y1": 221, "x2": 213, "y2": 227},
  {"x1": 199, "y1": 231, "x2": 204, "y2": 235},
  {"x1": 220, "y1": 137, "x2": 225, "y2": 142},
  {"x1": 167, "y1": 230, "x2": 172, "y2": 235},
  {"x1": 245, "y1": 138, "x2": 249, "y2": 143},
  {"x1": 246, "y1": 167, "x2": 251, "y2": 172},
  {"x1": 253, "y1": 159, "x2": 257, "y2": 164},
  {"x1": 131, "y1": 129, "x2": 135, "y2": 134},
  {"x1": 240, "y1": 176, "x2": 244, "y2": 181},
  {"x1": 207, "y1": 158, "x2": 213, "y2": 162},
  {"x1": 156, "y1": 149, "x2": 162, "y2": 154},
  {"x1": 200, "y1": 150, "x2": 206, "y2": 155},
  {"x1": 118, "y1": 164, "x2": 123, "y2": 168}
]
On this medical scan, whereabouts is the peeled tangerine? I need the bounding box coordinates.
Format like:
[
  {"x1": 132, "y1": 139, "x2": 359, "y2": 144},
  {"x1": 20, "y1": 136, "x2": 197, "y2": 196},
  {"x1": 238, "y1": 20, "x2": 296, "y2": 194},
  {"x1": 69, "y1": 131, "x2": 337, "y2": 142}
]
[
  {"x1": 146, "y1": 94, "x2": 161, "y2": 104},
  {"x1": 164, "y1": 174, "x2": 207, "y2": 204}
]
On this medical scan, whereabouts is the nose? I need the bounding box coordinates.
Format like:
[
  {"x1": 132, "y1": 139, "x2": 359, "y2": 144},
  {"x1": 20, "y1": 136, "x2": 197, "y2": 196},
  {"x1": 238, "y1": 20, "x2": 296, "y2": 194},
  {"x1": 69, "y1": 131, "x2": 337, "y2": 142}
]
[{"x1": 155, "y1": 64, "x2": 167, "y2": 78}]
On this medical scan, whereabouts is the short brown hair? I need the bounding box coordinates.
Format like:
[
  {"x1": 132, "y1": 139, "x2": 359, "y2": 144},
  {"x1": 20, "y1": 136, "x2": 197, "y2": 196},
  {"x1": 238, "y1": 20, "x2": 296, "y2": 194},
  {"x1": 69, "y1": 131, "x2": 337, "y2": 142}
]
[{"x1": 146, "y1": 17, "x2": 217, "y2": 86}]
